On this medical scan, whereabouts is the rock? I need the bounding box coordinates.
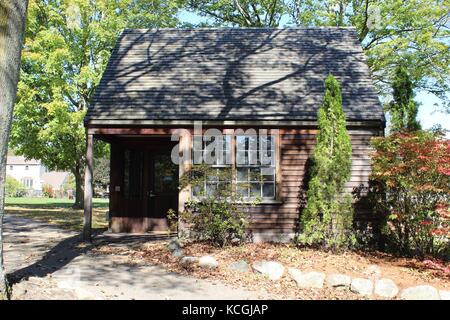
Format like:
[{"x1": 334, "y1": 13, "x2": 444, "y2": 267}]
[
  {"x1": 167, "y1": 239, "x2": 181, "y2": 252},
  {"x1": 180, "y1": 256, "x2": 198, "y2": 266},
  {"x1": 400, "y1": 285, "x2": 440, "y2": 300},
  {"x1": 351, "y1": 278, "x2": 374, "y2": 296},
  {"x1": 172, "y1": 248, "x2": 184, "y2": 258},
  {"x1": 325, "y1": 273, "x2": 351, "y2": 288},
  {"x1": 287, "y1": 267, "x2": 302, "y2": 283},
  {"x1": 374, "y1": 278, "x2": 399, "y2": 299},
  {"x1": 229, "y1": 260, "x2": 250, "y2": 272},
  {"x1": 364, "y1": 264, "x2": 382, "y2": 279},
  {"x1": 252, "y1": 261, "x2": 285, "y2": 280},
  {"x1": 198, "y1": 256, "x2": 219, "y2": 269},
  {"x1": 439, "y1": 290, "x2": 450, "y2": 300},
  {"x1": 288, "y1": 268, "x2": 325, "y2": 289}
]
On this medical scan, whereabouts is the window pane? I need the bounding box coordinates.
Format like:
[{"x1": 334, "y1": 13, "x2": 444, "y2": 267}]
[
  {"x1": 192, "y1": 184, "x2": 203, "y2": 197},
  {"x1": 218, "y1": 182, "x2": 231, "y2": 194},
  {"x1": 250, "y1": 183, "x2": 261, "y2": 197},
  {"x1": 236, "y1": 150, "x2": 247, "y2": 165},
  {"x1": 249, "y1": 167, "x2": 261, "y2": 182},
  {"x1": 154, "y1": 154, "x2": 178, "y2": 193},
  {"x1": 217, "y1": 168, "x2": 229, "y2": 181},
  {"x1": 236, "y1": 136, "x2": 246, "y2": 151},
  {"x1": 248, "y1": 148, "x2": 258, "y2": 165},
  {"x1": 206, "y1": 183, "x2": 217, "y2": 196},
  {"x1": 248, "y1": 136, "x2": 258, "y2": 149},
  {"x1": 237, "y1": 183, "x2": 248, "y2": 197},
  {"x1": 261, "y1": 167, "x2": 275, "y2": 181},
  {"x1": 236, "y1": 167, "x2": 248, "y2": 182},
  {"x1": 207, "y1": 170, "x2": 219, "y2": 182},
  {"x1": 263, "y1": 183, "x2": 275, "y2": 198}
]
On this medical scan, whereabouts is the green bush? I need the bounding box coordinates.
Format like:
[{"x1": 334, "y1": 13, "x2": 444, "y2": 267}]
[
  {"x1": 5, "y1": 175, "x2": 25, "y2": 197},
  {"x1": 298, "y1": 74, "x2": 355, "y2": 249},
  {"x1": 176, "y1": 164, "x2": 258, "y2": 247}
]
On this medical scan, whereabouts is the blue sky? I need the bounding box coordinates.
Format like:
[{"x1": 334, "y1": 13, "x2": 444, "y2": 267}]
[
  {"x1": 178, "y1": 11, "x2": 450, "y2": 135},
  {"x1": 415, "y1": 92, "x2": 449, "y2": 135}
]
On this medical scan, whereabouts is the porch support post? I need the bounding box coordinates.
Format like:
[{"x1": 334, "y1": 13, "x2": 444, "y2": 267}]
[
  {"x1": 83, "y1": 132, "x2": 94, "y2": 242},
  {"x1": 178, "y1": 130, "x2": 191, "y2": 238}
]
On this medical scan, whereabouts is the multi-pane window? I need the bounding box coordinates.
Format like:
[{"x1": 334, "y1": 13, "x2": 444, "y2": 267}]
[
  {"x1": 192, "y1": 134, "x2": 277, "y2": 200},
  {"x1": 21, "y1": 178, "x2": 33, "y2": 189},
  {"x1": 192, "y1": 135, "x2": 232, "y2": 197},
  {"x1": 236, "y1": 135, "x2": 276, "y2": 200}
]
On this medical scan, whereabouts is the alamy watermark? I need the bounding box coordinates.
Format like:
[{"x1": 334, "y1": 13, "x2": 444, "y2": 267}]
[{"x1": 170, "y1": 121, "x2": 278, "y2": 175}]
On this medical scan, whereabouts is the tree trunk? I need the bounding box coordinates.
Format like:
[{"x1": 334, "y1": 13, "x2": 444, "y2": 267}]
[
  {"x1": 0, "y1": 0, "x2": 29, "y2": 299},
  {"x1": 73, "y1": 164, "x2": 84, "y2": 209}
]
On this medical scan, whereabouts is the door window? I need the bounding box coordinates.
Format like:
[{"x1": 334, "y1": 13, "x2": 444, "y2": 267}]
[{"x1": 153, "y1": 154, "x2": 178, "y2": 193}]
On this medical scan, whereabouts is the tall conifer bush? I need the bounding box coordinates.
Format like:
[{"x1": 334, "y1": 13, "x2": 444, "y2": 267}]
[
  {"x1": 388, "y1": 66, "x2": 421, "y2": 132},
  {"x1": 298, "y1": 74, "x2": 354, "y2": 249}
]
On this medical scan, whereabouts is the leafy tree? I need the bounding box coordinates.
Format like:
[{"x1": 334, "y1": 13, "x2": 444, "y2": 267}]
[
  {"x1": 0, "y1": 0, "x2": 29, "y2": 301},
  {"x1": 387, "y1": 65, "x2": 421, "y2": 132},
  {"x1": 183, "y1": 0, "x2": 286, "y2": 27},
  {"x1": 93, "y1": 151, "x2": 111, "y2": 196},
  {"x1": 10, "y1": 0, "x2": 180, "y2": 208},
  {"x1": 298, "y1": 74, "x2": 354, "y2": 249},
  {"x1": 370, "y1": 130, "x2": 450, "y2": 258}
]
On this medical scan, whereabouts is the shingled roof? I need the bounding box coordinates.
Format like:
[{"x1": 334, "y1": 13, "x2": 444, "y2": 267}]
[{"x1": 86, "y1": 27, "x2": 384, "y2": 125}]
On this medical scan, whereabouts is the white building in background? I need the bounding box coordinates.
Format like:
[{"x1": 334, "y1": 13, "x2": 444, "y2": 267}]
[{"x1": 6, "y1": 155, "x2": 70, "y2": 196}]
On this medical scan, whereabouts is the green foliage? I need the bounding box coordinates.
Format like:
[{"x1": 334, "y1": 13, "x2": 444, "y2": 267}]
[
  {"x1": 183, "y1": 0, "x2": 285, "y2": 26},
  {"x1": 42, "y1": 184, "x2": 54, "y2": 198},
  {"x1": 387, "y1": 65, "x2": 421, "y2": 132},
  {"x1": 62, "y1": 173, "x2": 76, "y2": 192},
  {"x1": 177, "y1": 164, "x2": 258, "y2": 247},
  {"x1": 298, "y1": 74, "x2": 354, "y2": 249},
  {"x1": 5, "y1": 175, "x2": 25, "y2": 197},
  {"x1": 93, "y1": 146, "x2": 111, "y2": 196},
  {"x1": 370, "y1": 129, "x2": 450, "y2": 259},
  {"x1": 10, "y1": 0, "x2": 180, "y2": 207}
]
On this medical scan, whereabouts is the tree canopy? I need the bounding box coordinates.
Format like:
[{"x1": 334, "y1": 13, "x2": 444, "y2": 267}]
[
  {"x1": 10, "y1": 0, "x2": 181, "y2": 207},
  {"x1": 184, "y1": 0, "x2": 286, "y2": 26}
]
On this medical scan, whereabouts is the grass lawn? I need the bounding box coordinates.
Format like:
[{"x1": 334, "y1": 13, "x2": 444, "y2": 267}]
[{"x1": 4, "y1": 197, "x2": 109, "y2": 231}]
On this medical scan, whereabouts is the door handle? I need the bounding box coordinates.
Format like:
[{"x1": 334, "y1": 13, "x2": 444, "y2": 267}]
[{"x1": 148, "y1": 191, "x2": 156, "y2": 198}]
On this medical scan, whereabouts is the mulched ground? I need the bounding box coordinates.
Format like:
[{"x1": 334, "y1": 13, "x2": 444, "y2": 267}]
[{"x1": 92, "y1": 241, "x2": 450, "y2": 300}]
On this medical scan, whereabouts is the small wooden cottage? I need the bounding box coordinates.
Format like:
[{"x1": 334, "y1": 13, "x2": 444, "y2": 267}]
[{"x1": 83, "y1": 28, "x2": 384, "y2": 242}]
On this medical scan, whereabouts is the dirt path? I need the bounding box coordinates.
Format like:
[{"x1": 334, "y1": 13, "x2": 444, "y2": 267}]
[{"x1": 3, "y1": 214, "x2": 269, "y2": 300}]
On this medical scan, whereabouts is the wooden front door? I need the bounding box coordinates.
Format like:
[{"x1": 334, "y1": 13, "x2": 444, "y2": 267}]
[
  {"x1": 110, "y1": 139, "x2": 178, "y2": 233},
  {"x1": 146, "y1": 152, "x2": 179, "y2": 231}
]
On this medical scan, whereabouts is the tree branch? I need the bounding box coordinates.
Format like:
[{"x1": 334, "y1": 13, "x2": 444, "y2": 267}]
[{"x1": 233, "y1": 0, "x2": 253, "y2": 26}]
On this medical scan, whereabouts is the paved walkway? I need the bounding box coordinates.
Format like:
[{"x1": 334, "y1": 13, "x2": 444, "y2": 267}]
[{"x1": 3, "y1": 215, "x2": 267, "y2": 300}]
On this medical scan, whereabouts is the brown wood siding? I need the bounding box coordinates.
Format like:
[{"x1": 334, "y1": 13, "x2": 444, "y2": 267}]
[
  {"x1": 248, "y1": 128, "x2": 382, "y2": 236},
  {"x1": 102, "y1": 125, "x2": 383, "y2": 237}
]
